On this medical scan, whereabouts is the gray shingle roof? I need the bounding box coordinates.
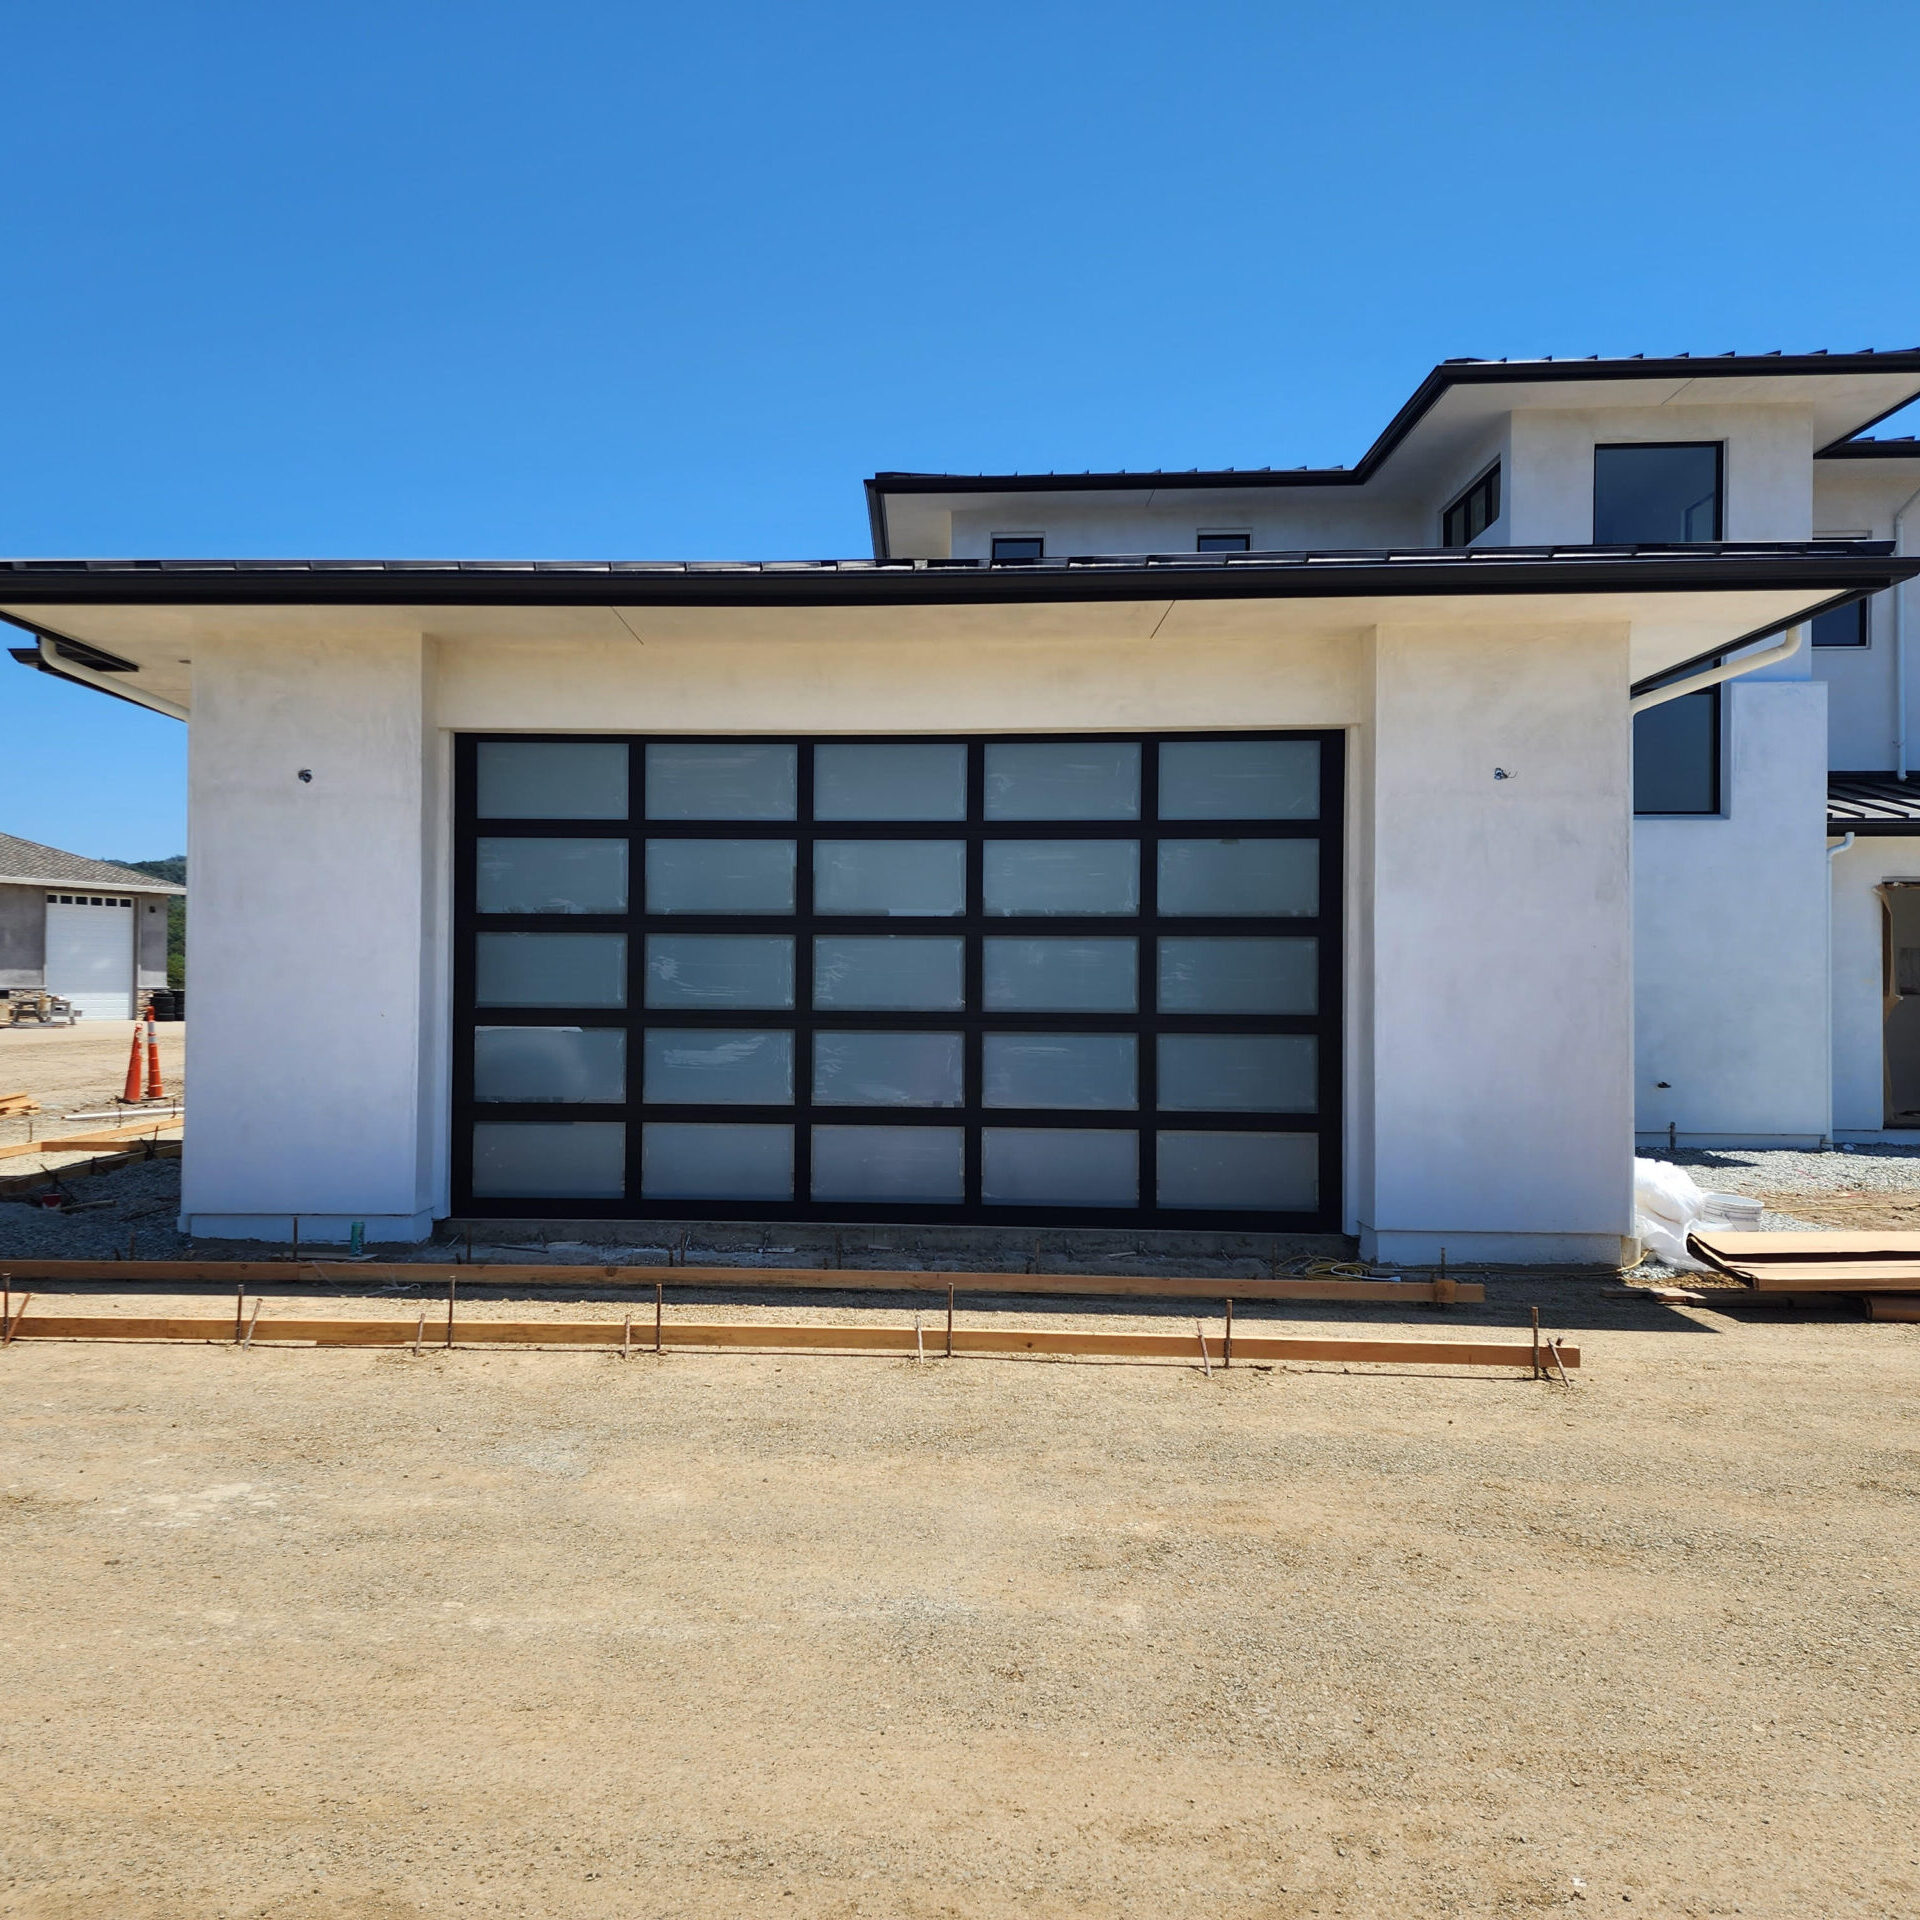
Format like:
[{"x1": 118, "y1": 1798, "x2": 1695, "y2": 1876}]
[{"x1": 0, "y1": 833, "x2": 185, "y2": 893}]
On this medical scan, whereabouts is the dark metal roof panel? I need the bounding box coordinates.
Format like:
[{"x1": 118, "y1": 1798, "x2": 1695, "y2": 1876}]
[
  {"x1": 0, "y1": 542, "x2": 1914, "y2": 611},
  {"x1": 1829, "y1": 773, "x2": 1920, "y2": 833}
]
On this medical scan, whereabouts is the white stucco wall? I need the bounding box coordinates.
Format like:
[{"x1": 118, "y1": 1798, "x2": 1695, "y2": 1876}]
[
  {"x1": 1811, "y1": 461, "x2": 1920, "y2": 770},
  {"x1": 1359, "y1": 618, "x2": 1635, "y2": 1265},
  {"x1": 943, "y1": 493, "x2": 1425, "y2": 558},
  {"x1": 1506, "y1": 405, "x2": 1815, "y2": 546},
  {"x1": 1634, "y1": 679, "x2": 1831, "y2": 1148},
  {"x1": 176, "y1": 602, "x2": 1656, "y2": 1257},
  {"x1": 182, "y1": 629, "x2": 439, "y2": 1241}
]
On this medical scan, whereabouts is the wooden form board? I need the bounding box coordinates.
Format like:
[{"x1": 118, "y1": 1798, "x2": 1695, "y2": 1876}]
[
  {"x1": 0, "y1": 1258, "x2": 1481, "y2": 1305},
  {"x1": 1, "y1": 1312, "x2": 1573, "y2": 1368},
  {"x1": 1688, "y1": 1229, "x2": 1920, "y2": 1292},
  {"x1": 0, "y1": 1123, "x2": 182, "y2": 1164}
]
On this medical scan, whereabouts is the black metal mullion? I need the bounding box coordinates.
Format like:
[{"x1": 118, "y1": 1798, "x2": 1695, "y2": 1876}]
[{"x1": 963, "y1": 741, "x2": 985, "y2": 1208}]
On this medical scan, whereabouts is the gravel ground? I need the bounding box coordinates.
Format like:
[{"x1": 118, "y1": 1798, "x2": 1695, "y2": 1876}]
[
  {"x1": 0, "y1": 1291, "x2": 1914, "y2": 1918},
  {"x1": 1662, "y1": 1143, "x2": 1920, "y2": 1195}
]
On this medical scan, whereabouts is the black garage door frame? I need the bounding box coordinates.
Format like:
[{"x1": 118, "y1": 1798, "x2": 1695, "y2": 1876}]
[{"x1": 451, "y1": 730, "x2": 1343, "y2": 1231}]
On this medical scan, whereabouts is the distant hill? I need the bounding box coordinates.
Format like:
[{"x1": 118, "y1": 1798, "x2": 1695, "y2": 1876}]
[{"x1": 104, "y1": 854, "x2": 187, "y2": 988}]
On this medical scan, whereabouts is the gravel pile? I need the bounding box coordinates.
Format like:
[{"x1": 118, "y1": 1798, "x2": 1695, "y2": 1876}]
[{"x1": 1655, "y1": 1144, "x2": 1920, "y2": 1197}]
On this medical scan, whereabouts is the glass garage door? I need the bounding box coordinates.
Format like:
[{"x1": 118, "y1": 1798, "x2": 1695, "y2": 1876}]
[{"x1": 452, "y1": 733, "x2": 1342, "y2": 1229}]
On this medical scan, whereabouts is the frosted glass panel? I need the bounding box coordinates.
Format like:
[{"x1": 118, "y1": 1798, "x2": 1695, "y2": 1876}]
[
  {"x1": 813, "y1": 1031, "x2": 964, "y2": 1106},
  {"x1": 476, "y1": 742, "x2": 627, "y2": 820},
  {"x1": 814, "y1": 841, "x2": 966, "y2": 916},
  {"x1": 643, "y1": 1029, "x2": 793, "y2": 1104},
  {"x1": 472, "y1": 1122, "x2": 625, "y2": 1198},
  {"x1": 643, "y1": 1123, "x2": 793, "y2": 1200},
  {"x1": 1158, "y1": 1034, "x2": 1316, "y2": 1112},
  {"x1": 1158, "y1": 839, "x2": 1318, "y2": 917},
  {"x1": 646, "y1": 742, "x2": 796, "y2": 820},
  {"x1": 473, "y1": 1026, "x2": 625, "y2": 1103},
  {"x1": 646, "y1": 935, "x2": 794, "y2": 1009},
  {"x1": 1158, "y1": 740, "x2": 1320, "y2": 820},
  {"x1": 1157, "y1": 1131, "x2": 1317, "y2": 1211},
  {"x1": 983, "y1": 1034, "x2": 1137, "y2": 1109},
  {"x1": 476, "y1": 837, "x2": 627, "y2": 914},
  {"x1": 981, "y1": 1129, "x2": 1137, "y2": 1207},
  {"x1": 815, "y1": 744, "x2": 967, "y2": 821},
  {"x1": 985, "y1": 742, "x2": 1140, "y2": 819},
  {"x1": 813, "y1": 936, "x2": 966, "y2": 1010},
  {"x1": 475, "y1": 932, "x2": 626, "y2": 1007},
  {"x1": 646, "y1": 839, "x2": 796, "y2": 914},
  {"x1": 983, "y1": 938, "x2": 1136, "y2": 1012},
  {"x1": 1157, "y1": 937, "x2": 1317, "y2": 1014},
  {"x1": 811, "y1": 1126, "x2": 965, "y2": 1203},
  {"x1": 984, "y1": 841, "x2": 1139, "y2": 916}
]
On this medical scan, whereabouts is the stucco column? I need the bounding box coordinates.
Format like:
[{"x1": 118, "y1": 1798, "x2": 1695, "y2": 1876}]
[
  {"x1": 181, "y1": 628, "x2": 438, "y2": 1242},
  {"x1": 1359, "y1": 617, "x2": 1636, "y2": 1265}
]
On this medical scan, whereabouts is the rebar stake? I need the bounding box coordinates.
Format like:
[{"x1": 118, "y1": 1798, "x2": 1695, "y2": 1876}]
[
  {"x1": 1224, "y1": 1297, "x2": 1234, "y2": 1369},
  {"x1": 1530, "y1": 1305, "x2": 1541, "y2": 1380},
  {"x1": 655, "y1": 1280, "x2": 663, "y2": 1354},
  {"x1": 946, "y1": 1283, "x2": 954, "y2": 1358},
  {"x1": 1196, "y1": 1318, "x2": 1212, "y2": 1378},
  {"x1": 914, "y1": 1312, "x2": 925, "y2": 1363},
  {"x1": 622, "y1": 1313, "x2": 632, "y2": 1360},
  {"x1": 234, "y1": 1282, "x2": 244, "y2": 1344},
  {"x1": 413, "y1": 1309, "x2": 426, "y2": 1356},
  {"x1": 243, "y1": 1298, "x2": 262, "y2": 1349},
  {"x1": 446, "y1": 1273, "x2": 457, "y2": 1349}
]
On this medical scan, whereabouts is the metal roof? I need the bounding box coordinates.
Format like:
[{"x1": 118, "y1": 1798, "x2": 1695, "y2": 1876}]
[
  {"x1": 1829, "y1": 774, "x2": 1920, "y2": 835},
  {"x1": 0, "y1": 541, "x2": 1911, "y2": 612},
  {"x1": 1818, "y1": 436, "x2": 1920, "y2": 460},
  {"x1": 865, "y1": 349, "x2": 1920, "y2": 511},
  {"x1": 0, "y1": 833, "x2": 184, "y2": 893}
]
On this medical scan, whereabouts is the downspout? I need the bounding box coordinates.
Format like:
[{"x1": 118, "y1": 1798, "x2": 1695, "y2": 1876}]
[
  {"x1": 28, "y1": 634, "x2": 188, "y2": 721},
  {"x1": 1629, "y1": 623, "x2": 1804, "y2": 715},
  {"x1": 1892, "y1": 482, "x2": 1920, "y2": 779},
  {"x1": 1826, "y1": 832, "x2": 1856, "y2": 1146}
]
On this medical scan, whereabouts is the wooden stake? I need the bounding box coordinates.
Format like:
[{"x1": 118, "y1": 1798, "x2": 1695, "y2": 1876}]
[
  {"x1": 914, "y1": 1312, "x2": 925, "y2": 1362},
  {"x1": 243, "y1": 1298, "x2": 261, "y2": 1349},
  {"x1": 1196, "y1": 1318, "x2": 1212, "y2": 1378},
  {"x1": 622, "y1": 1313, "x2": 632, "y2": 1359},
  {"x1": 413, "y1": 1309, "x2": 426, "y2": 1356},
  {"x1": 1548, "y1": 1337, "x2": 1573, "y2": 1388},
  {"x1": 2, "y1": 1291, "x2": 28, "y2": 1345},
  {"x1": 1224, "y1": 1297, "x2": 1234, "y2": 1369}
]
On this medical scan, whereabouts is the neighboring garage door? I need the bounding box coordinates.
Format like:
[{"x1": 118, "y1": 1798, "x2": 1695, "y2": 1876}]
[
  {"x1": 453, "y1": 732, "x2": 1343, "y2": 1231},
  {"x1": 44, "y1": 894, "x2": 136, "y2": 1020}
]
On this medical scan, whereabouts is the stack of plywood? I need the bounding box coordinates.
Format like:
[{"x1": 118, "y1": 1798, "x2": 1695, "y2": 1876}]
[{"x1": 1689, "y1": 1229, "x2": 1920, "y2": 1314}]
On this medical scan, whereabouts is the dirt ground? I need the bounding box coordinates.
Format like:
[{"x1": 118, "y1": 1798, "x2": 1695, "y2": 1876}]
[
  {"x1": 0, "y1": 1019, "x2": 185, "y2": 1177},
  {"x1": 2, "y1": 1284, "x2": 1916, "y2": 1919},
  {"x1": 1755, "y1": 1188, "x2": 1920, "y2": 1231}
]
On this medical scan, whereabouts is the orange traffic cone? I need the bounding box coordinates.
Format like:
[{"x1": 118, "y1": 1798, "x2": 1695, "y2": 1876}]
[
  {"x1": 121, "y1": 1015, "x2": 145, "y2": 1103},
  {"x1": 144, "y1": 1000, "x2": 166, "y2": 1101}
]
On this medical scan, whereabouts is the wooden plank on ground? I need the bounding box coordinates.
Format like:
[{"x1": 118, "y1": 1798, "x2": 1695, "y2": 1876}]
[
  {"x1": 0, "y1": 1122, "x2": 183, "y2": 1163},
  {"x1": 0, "y1": 1258, "x2": 1481, "y2": 1304},
  {"x1": 2, "y1": 1313, "x2": 1570, "y2": 1367},
  {"x1": 1687, "y1": 1229, "x2": 1920, "y2": 1292}
]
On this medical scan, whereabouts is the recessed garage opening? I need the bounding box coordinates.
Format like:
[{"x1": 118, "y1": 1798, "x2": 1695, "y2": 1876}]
[{"x1": 453, "y1": 733, "x2": 1343, "y2": 1230}]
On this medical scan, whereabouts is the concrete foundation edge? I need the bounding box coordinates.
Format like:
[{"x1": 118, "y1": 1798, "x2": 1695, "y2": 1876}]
[
  {"x1": 180, "y1": 1212, "x2": 437, "y2": 1244},
  {"x1": 1360, "y1": 1228, "x2": 1631, "y2": 1266}
]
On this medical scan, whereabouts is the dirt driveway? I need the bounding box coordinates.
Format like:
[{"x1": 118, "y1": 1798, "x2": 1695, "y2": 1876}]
[
  {"x1": 1, "y1": 1290, "x2": 1915, "y2": 1919},
  {"x1": 0, "y1": 1018, "x2": 184, "y2": 1140}
]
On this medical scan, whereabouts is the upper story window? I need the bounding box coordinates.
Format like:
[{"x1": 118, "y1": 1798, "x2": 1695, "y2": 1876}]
[
  {"x1": 1633, "y1": 690, "x2": 1720, "y2": 816},
  {"x1": 1812, "y1": 599, "x2": 1870, "y2": 647},
  {"x1": 1594, "y1": 443, "x2": 1722, "y2": 544},
  {"x1": 991, "y1": 535, "x2": 1044, "y2": 563},
  {"x1": 1441, "y1": 466, "x2": 1500, "y2": 547},
  {"x1": 1197, "y1": 532, "x2": 1251, "y2": 553}
]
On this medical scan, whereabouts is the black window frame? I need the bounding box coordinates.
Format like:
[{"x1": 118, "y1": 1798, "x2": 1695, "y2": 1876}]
[
  {"x1": 452, "y1": 730, "x2": 1345, "y2": 1232},
  {"x1": 1441, "y1": 464, "x2": 1501, "y2": 548},
  {"x1": 1811, "y1": 597, "x2": 1871, "y2": 648},
  {"x1": 990, "y1": 535, "x2": 1045, "y2": 563},
  {"x1": 1196, "y1": 531, "x2": 1252, "y2": 553},
  {"x1": 1632, "y1": 687, "x2": 1722, "y2": 817},
  {"x1": 1593, "y1": 441, "x2": 1724, "y2": 545}
]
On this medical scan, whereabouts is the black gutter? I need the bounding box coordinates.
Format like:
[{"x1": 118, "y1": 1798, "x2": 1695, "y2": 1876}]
[
  {"x1": 1817, "y1": 438, "x2": 1920, "y2": 461},
  {"x1": 0, "y1": 543, "x2": 1911, "y2": 614},
  {"x1": 864, "y1": 349, "x2": 1920, "y2": 552},
  {"x1": 7, "y1": 643, "x2": 164, "y2": 715}
]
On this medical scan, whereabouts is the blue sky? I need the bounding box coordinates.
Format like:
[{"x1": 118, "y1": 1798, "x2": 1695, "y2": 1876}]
[{"x1": 4, "y1": 0, "x2": 1918, "y2": 860}]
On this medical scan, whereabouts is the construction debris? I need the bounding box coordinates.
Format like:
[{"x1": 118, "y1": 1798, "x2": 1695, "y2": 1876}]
[{"x1": 1688, "y1": 1228, "x2": 1920, "y2": 1292}]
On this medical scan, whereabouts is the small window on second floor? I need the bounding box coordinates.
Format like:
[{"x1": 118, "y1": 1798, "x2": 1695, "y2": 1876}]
[
  {"x1": 991, "y1": 535, "x2": 1044, "y2": 563},
  {"x1": 1197, "y1": 531, "x2": 1251, "y2": 553},
  {"x1": 1812, "y1": 599, "x2": 1870, "y2": 647},
  {"x1": 1441, "y1": 465, "x2": 1500, "y2": 547},
  {"x1": 1594, "y1": 443, "x2": 1722, "y2": 544},
  {"x1": 1633, "y1": 689, "x2": 1720, "y2": 815}
]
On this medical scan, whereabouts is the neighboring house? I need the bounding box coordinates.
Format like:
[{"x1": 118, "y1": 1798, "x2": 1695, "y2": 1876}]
[
  {"x1": 5, "y1": 349, "x2": 1919, "y2": 1250},
  {"x1": 0, "y1": 833, "x2": 184, "y2": 1019}
]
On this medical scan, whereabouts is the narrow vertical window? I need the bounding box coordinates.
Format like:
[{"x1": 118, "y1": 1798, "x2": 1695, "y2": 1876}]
[{"x1": 1441, "y1": 466, "x2": 1501, "y2": 547}]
